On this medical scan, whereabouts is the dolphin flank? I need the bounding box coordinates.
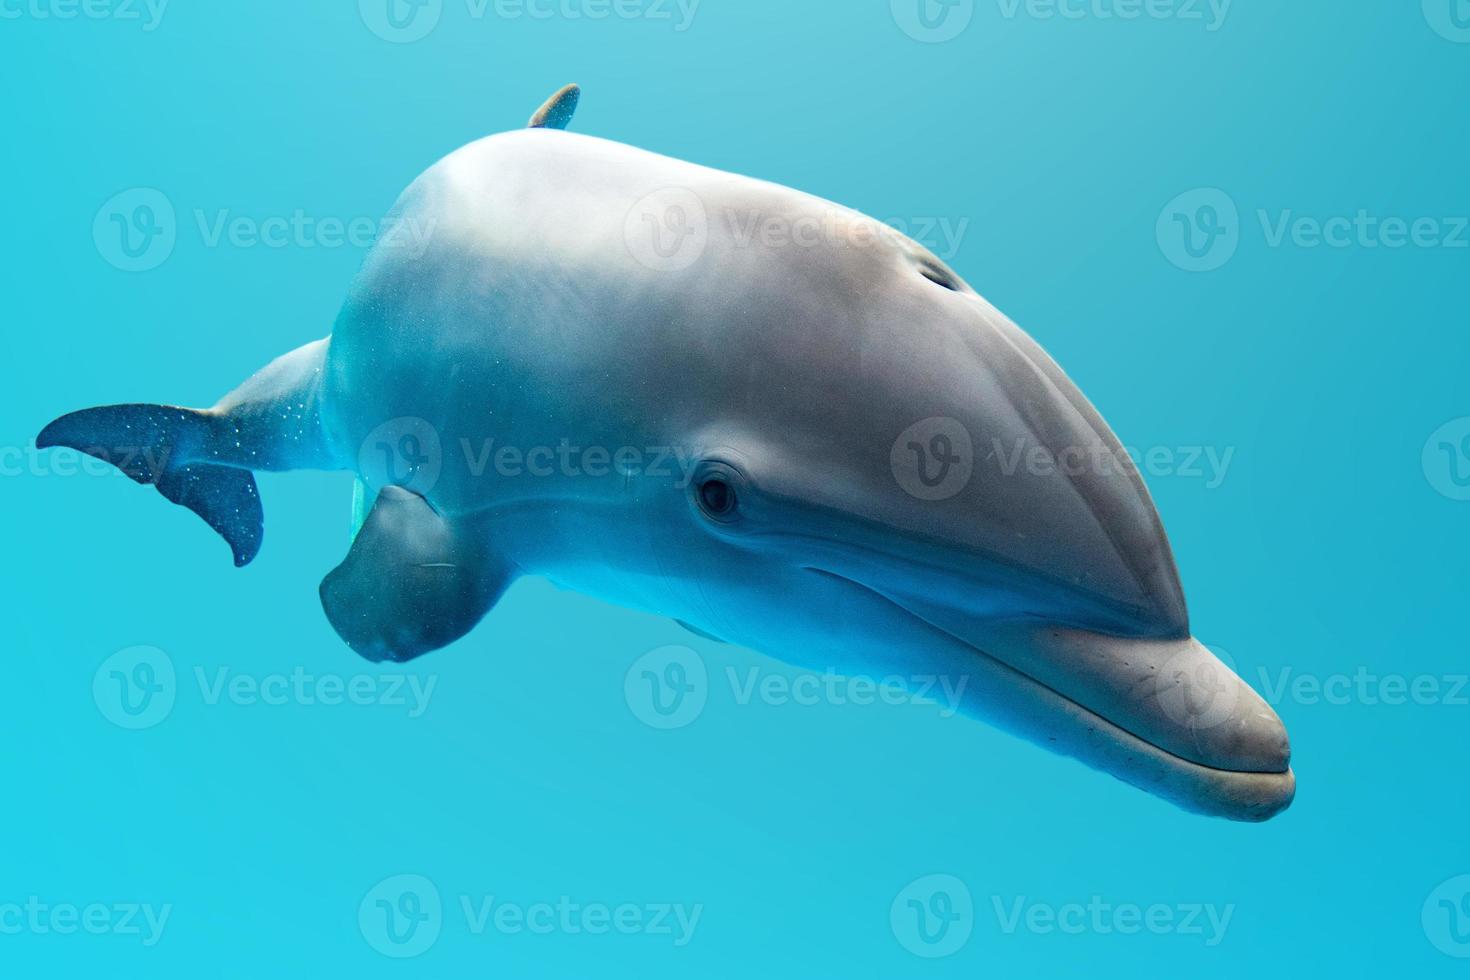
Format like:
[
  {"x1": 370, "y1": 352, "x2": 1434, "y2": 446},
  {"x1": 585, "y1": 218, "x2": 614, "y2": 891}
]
[{"x1": 38, "y1": 85, "x2": 1294, "y2": 821}]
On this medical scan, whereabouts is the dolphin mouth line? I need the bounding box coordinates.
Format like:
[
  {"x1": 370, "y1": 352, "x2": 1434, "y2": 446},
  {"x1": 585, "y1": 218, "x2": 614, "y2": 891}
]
[
  {"x1": 805, "y1": 567, "x2": 1289, "y2": 784},
  {"x1": 771, "y1": 527, "x2": 1170, "y2": 639}
]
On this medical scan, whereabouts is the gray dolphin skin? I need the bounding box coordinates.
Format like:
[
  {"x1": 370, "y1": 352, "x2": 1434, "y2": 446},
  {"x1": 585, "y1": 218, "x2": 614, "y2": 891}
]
[{"x1": 39, "y1": 86, "x2": 1294, "y2": 821}]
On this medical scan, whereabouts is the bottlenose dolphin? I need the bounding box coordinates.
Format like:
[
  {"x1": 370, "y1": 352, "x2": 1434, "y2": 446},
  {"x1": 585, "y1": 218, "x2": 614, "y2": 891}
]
[{"x1": 40, "y1": 85, "x2": 1294, "y2": 820}]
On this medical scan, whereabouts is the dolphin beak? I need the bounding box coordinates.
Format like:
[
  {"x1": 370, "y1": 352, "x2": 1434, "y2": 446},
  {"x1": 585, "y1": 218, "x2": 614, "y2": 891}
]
[
  {"x1": 877, "y1": 589, "x2": 1296, "y2": 820},
  {"x1": 973, "y1": 623, "x2": 1290, "y2": 773},
  {"x1": 804, "y1": 564, "x2": 1294, "y2": 820},
  {"x1": 974, "y1": 636, "x2": 1297, "y2": 821},
  {"x1": 978, "y1": 622, "x2": 1294, "y2": 817}
]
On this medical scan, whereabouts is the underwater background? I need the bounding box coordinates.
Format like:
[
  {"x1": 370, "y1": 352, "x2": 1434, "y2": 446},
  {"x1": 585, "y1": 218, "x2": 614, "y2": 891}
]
[{"x1": 3, "y1": 1, "x2": 1468, "y2": 975}]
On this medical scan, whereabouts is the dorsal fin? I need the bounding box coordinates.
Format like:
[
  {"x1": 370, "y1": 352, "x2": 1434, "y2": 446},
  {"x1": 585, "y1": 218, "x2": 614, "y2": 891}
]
[{"x1": 528, "y1": 84, "x2": 581, "y2": 130}]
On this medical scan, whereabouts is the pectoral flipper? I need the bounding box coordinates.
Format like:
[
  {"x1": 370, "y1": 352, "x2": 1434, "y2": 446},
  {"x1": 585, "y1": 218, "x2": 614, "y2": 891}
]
[{"x1": 319, "y1": 487, "x2": 512, "y2": 662}]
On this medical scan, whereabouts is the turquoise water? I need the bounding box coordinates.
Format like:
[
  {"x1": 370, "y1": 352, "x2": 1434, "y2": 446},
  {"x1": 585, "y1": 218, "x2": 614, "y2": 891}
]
[{"x1": 3, "y1": 2, "x2": 1468, "y2": 974}]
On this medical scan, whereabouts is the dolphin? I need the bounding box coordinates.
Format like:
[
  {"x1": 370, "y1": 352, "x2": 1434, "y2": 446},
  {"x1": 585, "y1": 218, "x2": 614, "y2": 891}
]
[{"x1": 39, "y1": 85, "x2": 1294, "y2": 820}]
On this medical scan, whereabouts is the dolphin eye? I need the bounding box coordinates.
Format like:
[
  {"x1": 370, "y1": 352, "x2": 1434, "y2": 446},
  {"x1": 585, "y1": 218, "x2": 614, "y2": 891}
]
[
  {"x1": 697, "y1": 476, "x2": 737, "y2": 518},
  {"x1": 690, "y1": 460, "x2": 746, "y2": 524}
]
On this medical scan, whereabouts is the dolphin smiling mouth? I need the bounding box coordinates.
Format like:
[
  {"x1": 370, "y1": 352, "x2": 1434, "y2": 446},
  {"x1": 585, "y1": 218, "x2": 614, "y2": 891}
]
[{"x1": 810, "y1": 569, "x2": 1296, "y2": 822}]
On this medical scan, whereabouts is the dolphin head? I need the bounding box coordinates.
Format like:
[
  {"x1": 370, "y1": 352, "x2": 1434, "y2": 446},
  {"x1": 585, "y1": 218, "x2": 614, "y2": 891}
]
[
  {"x1": 415, "y1": 131, "x2": 1294, "y2": 819},
  {"x1": 639, "y1": 229, "x2": 1293, "y2": 821}
]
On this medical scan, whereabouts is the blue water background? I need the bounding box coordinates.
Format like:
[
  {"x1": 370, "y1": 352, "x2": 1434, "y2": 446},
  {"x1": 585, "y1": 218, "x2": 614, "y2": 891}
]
[{"x1": 2, "y1": 2, "x2": 1467, "y2": 975}]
